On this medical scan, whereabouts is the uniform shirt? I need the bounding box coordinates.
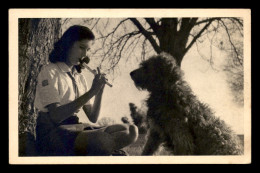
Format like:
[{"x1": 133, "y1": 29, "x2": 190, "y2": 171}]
[{"x1": 34, "y1": 62, "x2": 93, "y2": 113}]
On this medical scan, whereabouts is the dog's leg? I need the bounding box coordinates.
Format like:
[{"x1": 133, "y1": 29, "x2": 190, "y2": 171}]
[
  {"x1": 171, "y1": 122, "x2": 195, "y2": 155},
  {"x1": 142, "y1": 128, "x2": 162, "y2": 155}
]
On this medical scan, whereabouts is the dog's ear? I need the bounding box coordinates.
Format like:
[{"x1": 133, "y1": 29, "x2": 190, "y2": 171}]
[
  {"x1": 159, "y1": 52, "x2": 184, "y2": 82},
  {"x1": 159, "y1": 52, "x2": 177, "y2": 67}
]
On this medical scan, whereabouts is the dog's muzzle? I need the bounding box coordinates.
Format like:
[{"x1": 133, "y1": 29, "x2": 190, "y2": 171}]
[
  {"x1": 130, "y1": 70, "x2": 142, "y2": 87},
  {"x1": 130, "y1": 71, "x2": 135, "y2": 77},
  {"x1": 130, "y1": 69, "x2": 147, "y2": 90},
  {"x1": 130, "y1": 70, "x2": 136, "y2": 79}
]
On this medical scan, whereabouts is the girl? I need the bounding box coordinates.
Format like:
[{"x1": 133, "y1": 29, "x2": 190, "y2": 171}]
[{"x1": 34, "y1": 25, "x2": 138, "y2": 156}]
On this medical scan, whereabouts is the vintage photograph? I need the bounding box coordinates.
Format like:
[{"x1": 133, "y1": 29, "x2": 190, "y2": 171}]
[{"x1": 9, "y1": 9, "x2": 251, "y2": 164}]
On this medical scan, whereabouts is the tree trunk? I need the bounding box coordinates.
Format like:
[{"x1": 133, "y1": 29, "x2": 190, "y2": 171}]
[
  {"x1": 159, "y1": 34, "x2": 186, "y2": 67},
  {"x1": 157, "y1": 19, "x2": 192, "y2": 67},
  {"x1": 18, "y1": 18, "x2": 61, "y2": 137}
]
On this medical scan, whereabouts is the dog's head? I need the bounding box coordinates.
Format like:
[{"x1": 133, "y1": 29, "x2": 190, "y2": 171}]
[{"x1": 130, "y1": 52, "x2": 182, "y2": 91}]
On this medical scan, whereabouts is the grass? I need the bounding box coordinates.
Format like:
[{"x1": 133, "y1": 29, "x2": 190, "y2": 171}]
[
  {"x1": 124, "y1": 134, "x2": 146, "y2": 156},
  {"x1": 124, "y1": 134, "x2": 172, "y2": 156},
  {"x1": 124, "y1": 134, "x2": 244, "y2": 156}
]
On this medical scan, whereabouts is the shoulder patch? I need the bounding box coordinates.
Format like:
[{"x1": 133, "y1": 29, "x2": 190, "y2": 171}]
[{"x1": 42, "y1": 79, "x2": 49, "y2": 87}]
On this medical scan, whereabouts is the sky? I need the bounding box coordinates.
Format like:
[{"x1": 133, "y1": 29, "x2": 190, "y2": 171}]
[{"x1": 63, "y1": 19, "x2": 244, "y2": 134}]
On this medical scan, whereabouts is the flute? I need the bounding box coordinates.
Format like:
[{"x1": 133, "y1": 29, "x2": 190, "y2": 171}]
[{"x1": 82, "y1": 63, "x2": 113, "y2": 87}]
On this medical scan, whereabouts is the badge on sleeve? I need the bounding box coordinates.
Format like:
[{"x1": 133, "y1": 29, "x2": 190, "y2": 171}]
[{"x1": 42, "y1": 79, "x2": 49, "y2": 87}]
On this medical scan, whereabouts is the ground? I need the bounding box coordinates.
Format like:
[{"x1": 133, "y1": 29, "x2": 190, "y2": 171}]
[
  {"x1": 124, "y1": 134, "x2": 244, "y2": 156},
  {"x1": 124, "y1": 134, "x2": 171, "y2": 155}
]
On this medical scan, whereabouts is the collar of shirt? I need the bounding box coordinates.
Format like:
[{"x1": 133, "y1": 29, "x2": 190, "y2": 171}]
[{"x1": 56, "y1": 62, "x2": 78, "y2": 76}]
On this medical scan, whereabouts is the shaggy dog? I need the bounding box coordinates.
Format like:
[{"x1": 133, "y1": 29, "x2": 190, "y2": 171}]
[{"x1": 130, "y1": 53, "x2": 243, "y2": 155}]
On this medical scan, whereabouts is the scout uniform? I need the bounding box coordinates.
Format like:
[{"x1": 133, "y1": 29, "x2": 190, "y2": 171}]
[
  {"x1": 34, "y1": 62, "x2": 92, "y2": 156},
  {"x1": 34, "y1": 62, "x2": 92, "y2": 112}
]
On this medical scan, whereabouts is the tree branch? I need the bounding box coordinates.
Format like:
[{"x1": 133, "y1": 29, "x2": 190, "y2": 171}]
[
  {"x1": 90, "y1": 18, "x2": 100, "y2": 30},
  {"x1": 144, "y1": 18, "x2": 161, "y2": 36},
  {"x1": 180, "y1": 18, "x2": 191, "y2": 31},
  {"x1": 125, "y1": 34, "x2": 143, "y2": 62},
  {"x1": 184, "y1": 19, "x2": 215, "y2": 55},
  {"x1": 130, "y1": 18, "x2": 161, "y2": 54},
  {"x1": 182, "y1": 18, "x2": 198, "y2": 34},
  {"x1": 100, "y1": 31, "x2": 142, "y2": 71},
  {"x1": 230, "y1": 17, "x2": 243, "y2": 27},
  {"x1": 195, "y1": 17, "x2": 221, "y2": 26},
  {"x1": 228, "y1": 18, "x2": 244, "y2": 37},
  {"x1": 219, "y1": 19, "x2": 243, "y2": 66},
  {"x1": 96, "y1": 18, "x2": 130, "y2": 40},
  {"x1": 189, "y1": 18, "x2": 199, "y2": 28}
]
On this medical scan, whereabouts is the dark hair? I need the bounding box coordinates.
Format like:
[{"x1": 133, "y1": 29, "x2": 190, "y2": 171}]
[{"x1": 49, "y1": 25, "x2": 95, "y2": 63}]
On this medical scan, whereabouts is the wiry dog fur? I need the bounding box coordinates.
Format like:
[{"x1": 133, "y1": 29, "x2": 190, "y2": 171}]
[{"x1": 130, "y1": 53, "x2": 243, "y2": 155}]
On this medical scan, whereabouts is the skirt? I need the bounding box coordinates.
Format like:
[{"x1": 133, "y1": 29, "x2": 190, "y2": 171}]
[{"x1": 36, "y1": 112, "x2": 103, "y2": 156}]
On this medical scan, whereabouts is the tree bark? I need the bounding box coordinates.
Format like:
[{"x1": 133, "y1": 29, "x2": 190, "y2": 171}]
[
  {"x1": 18, "y1": 18, "x2": 61, "y2": 136},
  {"x1": 133, "y1": 18, "x2": 198, "y2": 67},
  {"x1": 158, "y1": 18, "x2": 198, "y2": 67}
]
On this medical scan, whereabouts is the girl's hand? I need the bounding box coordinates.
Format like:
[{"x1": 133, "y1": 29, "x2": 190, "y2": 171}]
[{"x1": 89, "y1": 67, "x2": 107, "y2": 95}]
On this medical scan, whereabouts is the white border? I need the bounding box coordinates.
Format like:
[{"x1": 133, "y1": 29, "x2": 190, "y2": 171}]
[{"x1": 9, "y1": 9, "x2": 251, "y2": 164}]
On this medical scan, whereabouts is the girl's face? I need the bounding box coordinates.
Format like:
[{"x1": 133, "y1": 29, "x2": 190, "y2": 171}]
[{"x1": 66, "y1": 39, "x2": 93, "y2": 67}]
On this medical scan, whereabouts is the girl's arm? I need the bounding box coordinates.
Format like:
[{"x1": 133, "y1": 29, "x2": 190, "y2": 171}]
[
  {"x1": 47, "y1": 71, "x2": 106, "y2": 124},
  {"x1": 83, "y1": 85, "x2": 105, "y2": 123},
  {"x1": 47, "y1": 89, "x2": 96, "y2": 124}
]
